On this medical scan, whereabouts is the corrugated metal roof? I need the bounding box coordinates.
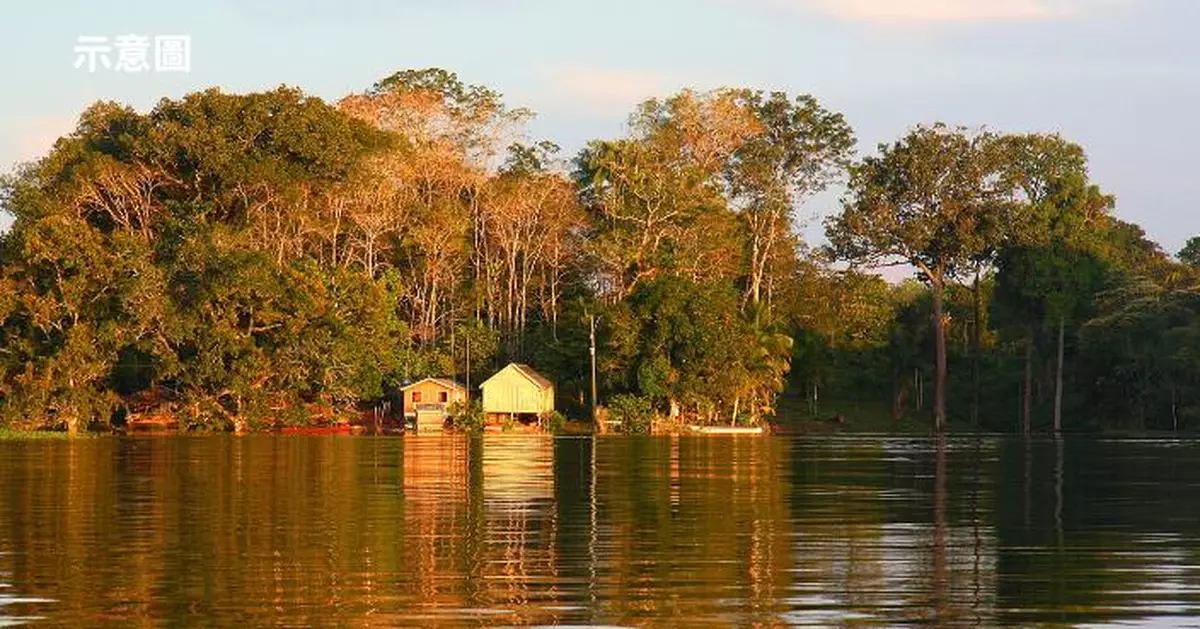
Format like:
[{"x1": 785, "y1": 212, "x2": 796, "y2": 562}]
[
  {"x1": 480, "y1": 363, "x2": 554, "y2": 390},
  {"x1": 511, "y1": 364, "x2": 554, "y2": 390}
]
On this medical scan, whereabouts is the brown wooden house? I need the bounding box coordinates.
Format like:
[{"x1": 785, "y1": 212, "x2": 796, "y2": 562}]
[{"x1": 401, "y1": 378, "x2": 467, "y2": 432}]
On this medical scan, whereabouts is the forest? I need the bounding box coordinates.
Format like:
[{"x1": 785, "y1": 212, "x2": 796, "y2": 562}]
[{"x1": 0, "y1": 68, "x2": 1197, "y2": 434}]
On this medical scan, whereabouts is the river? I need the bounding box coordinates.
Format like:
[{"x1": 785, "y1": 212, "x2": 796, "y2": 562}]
[{"x1": 0, "y1": 435, "x2": 1196, "y2": 627}]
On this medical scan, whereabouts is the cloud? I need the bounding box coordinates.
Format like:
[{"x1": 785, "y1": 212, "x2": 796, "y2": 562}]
[
  {"x1": 13, "y1": 116, "x2": 77, "y2": 164},
  {"x1": 780, "y1": 0, "x2": 1117, "y2": 23},
  {"x1": 546, "y1": 66, "x2": 674, "y2": 116}
]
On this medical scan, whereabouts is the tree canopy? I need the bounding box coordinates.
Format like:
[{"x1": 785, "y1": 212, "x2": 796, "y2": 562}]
[{"x1": 1, "y1": 69, "x2": 1197, "y2": 435}]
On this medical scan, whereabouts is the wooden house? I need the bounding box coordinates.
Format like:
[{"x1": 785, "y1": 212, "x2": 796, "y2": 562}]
[
  {"x1": 401, "y1": 378, "x2": 467, "y2": 432},
  {"x1": 480, "y1": 364, "x2": 555, "y2": 426}
]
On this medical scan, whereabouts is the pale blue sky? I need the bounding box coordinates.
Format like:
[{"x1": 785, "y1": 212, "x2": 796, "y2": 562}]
[{"x1": 2, "y1": 0, "x2": 1197, "y2": 253}]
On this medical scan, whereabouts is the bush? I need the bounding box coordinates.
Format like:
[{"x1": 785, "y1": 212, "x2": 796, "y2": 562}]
[
  {"x1": 544, "y1": 410, "x2": 568, "y2": 435},
  {"x1": 447, "y1": 400, "x2": 484, "y2": 434},
  {"x1": 607, "y1": 394, "x2": 654, "y2": 434}
]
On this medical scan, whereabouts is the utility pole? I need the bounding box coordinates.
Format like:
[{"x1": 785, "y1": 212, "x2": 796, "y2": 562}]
[{"x1": 589, "y1": 313, "x2": 598, "y2": 422}]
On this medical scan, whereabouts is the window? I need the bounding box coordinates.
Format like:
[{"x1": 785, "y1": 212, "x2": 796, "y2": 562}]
[
  {"x1": 412, "y1": 391, "x2": 422, "y2": 404},
  {"x1": 439, "y1": 391, "x2": 449, "y2": 403}
]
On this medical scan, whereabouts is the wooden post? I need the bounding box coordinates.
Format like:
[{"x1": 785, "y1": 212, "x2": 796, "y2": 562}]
[{"x1": 589, "y1": 313, "x2": 598, "y2": 423}]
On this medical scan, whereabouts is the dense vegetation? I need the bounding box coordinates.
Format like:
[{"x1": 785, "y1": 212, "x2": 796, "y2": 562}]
[{"x1": 0, "y1": 68, "x2": 1197, "y2": 433}]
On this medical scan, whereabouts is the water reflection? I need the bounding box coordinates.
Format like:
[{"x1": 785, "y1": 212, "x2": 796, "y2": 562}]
[{"x1": 0, "y1": 436, "x2": 1197, "y2": 627}]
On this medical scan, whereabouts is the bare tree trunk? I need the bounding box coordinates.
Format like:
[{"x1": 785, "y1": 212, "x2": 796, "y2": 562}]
[
  {"x1": 748, "y1": 236, "x2": 763, "y2": 306},
  {"x1": 1053, "y1": 316, "x2": 1064, "y2": 434},
  {"x1": 931, "y1": 283, "x2": 948, "y2": 432}
]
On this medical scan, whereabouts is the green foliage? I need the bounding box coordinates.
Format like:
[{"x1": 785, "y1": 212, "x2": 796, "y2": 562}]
[
  {"x1": 607, "y1": 394, "x2": 654, "y2": 435},
  {"x1": 1080, "y1": 276, "x2": 1200, "y2": 430},
  {"x1": 0, "y1": 85, "x2": 409, "y2": 432},
  {"x1": 994, "y1": 244, "x2": 1109, "y2": 330},
  {"x1": 615, "y1": 277, "x2": 789, "y2": 424},
  {"x1": 3, "y1": 73, "x2": 1198, "y2": 438},
  {"x1": 827, "y1": 124, "x2": 1007, "y2": 284},
  {"x1": 544, "y1": 410, "x2": 568, "y2": 435},
  {"x1": 1180, "y1": 237, "x2": 1200, "y2": 268},
  {"x1": 447, "y1": 400, "x2": 484, "y2": 434}
]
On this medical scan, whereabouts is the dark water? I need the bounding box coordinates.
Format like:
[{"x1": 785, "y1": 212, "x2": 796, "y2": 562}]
[{"x1": 0, "y1": 435, "x2": 1198, "y2": 628}]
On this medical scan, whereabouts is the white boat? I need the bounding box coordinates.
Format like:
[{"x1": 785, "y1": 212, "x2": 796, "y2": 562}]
[{"x1": 687, "y1": 425, "x2": 767, "y2": 436}]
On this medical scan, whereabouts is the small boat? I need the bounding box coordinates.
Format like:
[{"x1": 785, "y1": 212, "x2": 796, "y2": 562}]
[{"x1": 687, "y1": 425, "x2": 767, "y2": 436}]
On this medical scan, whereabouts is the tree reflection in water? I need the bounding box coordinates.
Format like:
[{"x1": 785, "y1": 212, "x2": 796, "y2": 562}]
[{"x1": 0, "y1": 436, "x2": 1195, "y2": 627}]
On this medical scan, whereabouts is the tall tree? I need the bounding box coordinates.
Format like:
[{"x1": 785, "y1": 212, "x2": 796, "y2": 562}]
[
  {"x1": 480, "y1": 143, "x2": 584, "y2": 354},
  {"x1": 726, "y1": 91, "x2": 855, "y2": 310},
  {"x1": 575, "y1": 90, "x2": 752, "y2": 299},
  {"x1": 827, "y1": 124, "x2": 1004, "y2": 431},
  {"x1": 992, "y1": 133, "x2": 1113, "y2": 433},
  {"x1": 339, "y1": 68, "x2": 532, "y2": 343}
]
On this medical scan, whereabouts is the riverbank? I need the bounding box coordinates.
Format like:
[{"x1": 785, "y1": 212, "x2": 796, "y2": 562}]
[
  {"x1": 774, "y1": 390, "x2": 985, "y2": 435},
  {"x1": 0, "y1": 428, "x2": 73, "y2": 440}
]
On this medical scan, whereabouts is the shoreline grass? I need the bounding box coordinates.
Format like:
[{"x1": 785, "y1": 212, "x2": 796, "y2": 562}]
[{"x1": 0, "y1": 428, "x2": 73, "y2": 440}]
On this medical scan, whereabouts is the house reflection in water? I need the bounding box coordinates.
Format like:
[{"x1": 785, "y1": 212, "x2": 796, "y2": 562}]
[
  {"x1": 392, "y1": 435, "x2": 805, "y2": 627},
  {"x1": 398, "y1": 435, "x2": 562, "y2": 625},
  {"x1": 388, "y1": 436, "x2": 1006, "y2": 627}
]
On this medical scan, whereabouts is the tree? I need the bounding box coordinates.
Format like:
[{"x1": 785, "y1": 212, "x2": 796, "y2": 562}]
[
  {"x1": 476, "y1": 143, "x2": 585, "y2": 355},
  {"x1": 784, "y1": 259, "x2": 901, "y2": 414},
  {"x1": 11, "y1": 70, "x2": 1198, "y2": 437},
  {"x1": 992, "y1": 133, "x2": 1114, "y2": 433},
  {"x1": 726, "y1": 91, "x2": 855, "y2": 310},
  {"x1": 339, "y1": 68, "x2": 534, "y2": 345},
  {"x1": 827, "y1": 124, "x2": 1004, "y2": 431},
  {"x1": 0, "y1": 86, "x2": 417, "y2": 431},
  {"x1": 1084, "y1": 276, "x2": 1200, "y2": 430},
  {"x1": 994, "y1": 243, "x2": 1108, "y2": 433},
  {"x1": 575, "y1": 90, "x2": 756, "y2": 300},
  {"x1": 616, "y1": 277, "x2": 787, "y2": 425},
  {"x1": 1180, "y1": 237, "x2": 1200, "y2": 268}
]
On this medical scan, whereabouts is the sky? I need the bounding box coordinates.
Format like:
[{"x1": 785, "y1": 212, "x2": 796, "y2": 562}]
[{"x1": 1, "y1": 0, "x2": 1197, "y2": 254}]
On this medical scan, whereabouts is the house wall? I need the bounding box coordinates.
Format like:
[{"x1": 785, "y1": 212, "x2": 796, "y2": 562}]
[
  {"x1": 482, "y1": 367, "x2": 553, "y2": 415},
  {"x1": 405, "y1": 381, "x2": 465, "y2": 413}
]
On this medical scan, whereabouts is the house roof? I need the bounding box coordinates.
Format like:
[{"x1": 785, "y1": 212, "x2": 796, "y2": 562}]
[
  {"x1": 483, "y1": 363, "x2": 553, "y2": 390},
  {"x1": 400, "y1": 377, "x2": 466, "y2": 392}
]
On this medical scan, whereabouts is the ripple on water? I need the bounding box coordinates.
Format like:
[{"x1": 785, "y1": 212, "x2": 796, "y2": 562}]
[
  {"x1": 0, "y1": 619, "x2": 43, "y2": 628},
  {"x1": 0, "y1": 594, "x2": 51, "y2": 628},
  {"x1": 0, "y1": 436, "x2": 1198, "y2": 627}
]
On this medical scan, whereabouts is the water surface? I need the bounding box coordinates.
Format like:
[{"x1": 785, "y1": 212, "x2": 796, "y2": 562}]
[{"x1": 0, "y1": 435, "x2": 1197, "y2": 627}]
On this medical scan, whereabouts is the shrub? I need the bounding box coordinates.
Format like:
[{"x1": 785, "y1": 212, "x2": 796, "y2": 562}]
[
  {"x1": 544, "y1": 410, "x2": 568, "y2": 435},
  {"x1": 607, "y1": 394, "x2": 654, "y2": 434},
  {"x1": 447, "y1": 400, "x2": 484, "y2": 434}
]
